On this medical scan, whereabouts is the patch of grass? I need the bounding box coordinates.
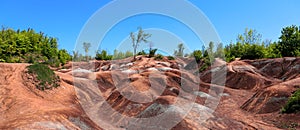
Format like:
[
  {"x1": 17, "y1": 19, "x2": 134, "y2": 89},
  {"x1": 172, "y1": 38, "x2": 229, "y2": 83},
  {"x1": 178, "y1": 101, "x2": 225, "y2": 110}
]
[
  {"x1": 281, "y1": 89, "x2": 300, "y2": 113},
  {"x1": 27, "y1": 64, "x2": 60, "y2": 90}
]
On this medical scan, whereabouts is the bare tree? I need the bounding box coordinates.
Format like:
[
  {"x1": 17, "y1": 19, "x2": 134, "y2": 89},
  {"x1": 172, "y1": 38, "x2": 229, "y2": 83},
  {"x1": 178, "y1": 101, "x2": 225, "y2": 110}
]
[
  {"x1": 130, "y1": 27, "x2": 151, "y2": 61},
  {"x1": 174, "y1": 43, "x2": 185, "y2": 57},
  {"x1": 83, "y1": 42, "x2": 91, "y2": 61}
]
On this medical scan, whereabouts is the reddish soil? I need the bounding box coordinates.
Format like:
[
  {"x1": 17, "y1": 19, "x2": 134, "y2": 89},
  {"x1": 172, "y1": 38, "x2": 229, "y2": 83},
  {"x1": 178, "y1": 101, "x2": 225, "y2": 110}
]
[{"x1": 0, "y1": 56, "x2": 299, "y2": 129}]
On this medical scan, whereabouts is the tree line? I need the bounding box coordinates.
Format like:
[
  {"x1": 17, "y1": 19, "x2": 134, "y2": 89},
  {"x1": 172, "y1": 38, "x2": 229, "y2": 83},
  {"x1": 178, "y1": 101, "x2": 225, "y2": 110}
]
[
  {"x1": 1, "y1": 25, "x2": 299, "y2": 65},
  {"x1": 92, "y1": 25, "x2": 300, "y2": 64},
  {"x1": 185, "y1": 25, "x2": 300, "y2": 63},
  {"x1": 0, "y1": 27, "x2": 71, "y2": 66}
]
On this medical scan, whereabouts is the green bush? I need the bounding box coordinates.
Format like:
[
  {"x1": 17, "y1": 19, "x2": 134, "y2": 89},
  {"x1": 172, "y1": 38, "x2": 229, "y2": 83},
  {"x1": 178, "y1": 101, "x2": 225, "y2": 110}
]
[
  {"x1": 167, "y1": 56, "x2": 175, "y2": 60},
  {"x1": 149, "y1": 49, "x2": 157, "y2": 58},
  {"x1": 191, "y1": 50, "x2": 203, "y2": 62},
  {"x1": 199, "y1": 58, "x2": 211, "y2": 72},
  {"x1": 27, "y1": 64, "x2": 60, "y2": 90},
  {"x1": 137, "y1": 50, "x2": 147, "y2": 55},
  {"x1": 95, "y1": 50, "x2": 112, "y2": 60},
  {"x1": 278, "y1": 25, "x2": 300, "y2": 57},
  {"x1": 240, "y1": 44, "x2": 266, "y2": 60},
  {"x1": 281, "y1": 89, "x2": 300, "y2": 114},
  {"x1": 154, "y1": 54, "x2": 164, "y2": 60}
]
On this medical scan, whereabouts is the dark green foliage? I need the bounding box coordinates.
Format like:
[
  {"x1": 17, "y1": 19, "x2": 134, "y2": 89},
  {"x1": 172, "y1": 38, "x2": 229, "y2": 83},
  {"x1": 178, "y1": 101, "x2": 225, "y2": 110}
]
[
  {"x1": 225, "y1": 28, "x2": 268, "y2": 61},
  {"x1": 58, "y1": 49, "x2": 72, "y2": 65},
  {"x1": 27, "y1": 64, "x2": 60, "y2": 90},
  {"x1": 240, "y1": 43, "x2": 266, "y2": 60},
  {"x1": 278, "y1": 25, "x2": 300, "y2": 57},
  {"x1": 199, "y1": 58, "x2": 212, "y2": 72},
  {"x1": 95, "y1": 50, "x2": 113, "y2": 60},
  {"x1": 149, "y1": 49, "x2": 157, "y2": 58},
  {"x1": 0, "y1": 27, "x2": 71, "y2": 65},
  {"x1": 154, "y1": 54, "x2": 164, "y2": 60},
  {"x1": 191, "y1": 50, "x2": 203, "y2": 62},
  {"x1": 137, "y1": 50, "x2": 147, "y2": 55},
  {"x1": 225, "y1": 43, "x2": 267, "y2": 61},
  {"x1": 224, "y1": 26, "x2": 300, "y2": 62},
  {"x1": 167, "y1": 56, "x2": 175, "y2": 60},
  {"x1": 265, "y1": 42, "x2": 282, "y2": 58},
  {"x1": 281, "y1": 89, "x2": 300, "y2": 114}
]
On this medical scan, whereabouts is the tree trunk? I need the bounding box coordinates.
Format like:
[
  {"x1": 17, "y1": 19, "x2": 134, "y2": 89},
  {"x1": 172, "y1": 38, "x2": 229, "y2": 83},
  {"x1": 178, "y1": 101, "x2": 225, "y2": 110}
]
[{"x1": 133, "y1": 48, "x2": 136, "y2": 61}]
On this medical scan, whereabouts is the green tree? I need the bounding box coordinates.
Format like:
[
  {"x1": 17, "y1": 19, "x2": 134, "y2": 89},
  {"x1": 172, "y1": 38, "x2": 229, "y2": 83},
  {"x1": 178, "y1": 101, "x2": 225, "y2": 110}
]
[
  {"x1": 237, "y1": 28, "x2": 262, "y2": 44},
  {"x1": 130, "y1": 27, "x2": 151, "y2": 61},
  {"x1": 278, "y1": 25, "x2": 300, "y2": 57},
  {"x1": 58, "y1": 49, "x2": 71, "y2": 65},
  {"x1": 0, "y1": 27, "x2": 71, "y2": 65},
  {"x1": 240, "y1": 44, "x2": 266, "y2": 60},
  {"x1": 265, "y1": 42, "x2": 281, "y2": 58},
  {"x1": 191, "y1": 50, "x2": 202, "y2": 62},
  {"x1": 95, "y1": 50, "x2": 112, "y2": 60}
]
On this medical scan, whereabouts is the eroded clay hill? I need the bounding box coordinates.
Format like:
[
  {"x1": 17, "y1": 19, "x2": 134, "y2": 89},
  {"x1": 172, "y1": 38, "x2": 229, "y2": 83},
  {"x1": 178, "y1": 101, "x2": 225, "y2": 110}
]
[
  {"x1": 0, "y1": 56, "x2": 299, "y2": 129},
  {"x1": 0, "y1": 63, "x2": 101, "y2": 129}
]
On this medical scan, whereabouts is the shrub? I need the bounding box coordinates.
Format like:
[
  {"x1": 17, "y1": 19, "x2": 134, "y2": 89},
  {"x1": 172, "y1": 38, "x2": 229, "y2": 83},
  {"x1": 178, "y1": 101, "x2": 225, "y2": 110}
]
[
  {"x1": 149, "y1": 49, "x2": 157, "y2": 58},
  {"x1": 191, "y1": 50, "x2": 202, "y2": 62},
  {"x1": 199, "y1": 58, "x2": 211, "y2": 72},
  {"x1": 95, "y1": 50, "x2": 112, "y2": 60},
  {"x1": 278, "y1": 25, "x2": 300, "y2": 57},
  {"x1": 281, "y1": 89, "x2": 300, "y2": 113},
  {"x1": 167, "y1": 56, "x2": 175, "y2": 60},
  {"x1": 154, "y1": 54, "x2": 164, "y2": 60},
  {"x1": 240, "y1": 44, "x2": 266, "y2": 60},
  {"x1": 137, "y1": 50, "x2": 147, "y2": 55},
  {"x1": 27, "y1": 64, "x2": 60, "y2": 90}
]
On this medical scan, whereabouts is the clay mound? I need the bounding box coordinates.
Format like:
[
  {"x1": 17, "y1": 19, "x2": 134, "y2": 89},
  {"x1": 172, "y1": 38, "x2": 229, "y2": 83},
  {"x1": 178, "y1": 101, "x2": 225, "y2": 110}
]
[
  {"x1": 201, "y1": 60, "x2": 280, "y2": 91},
  {"x1": 2, "y1": 56, "x2": 298, "y2": 129},
  {"x1": 70, "y1": 56, "x2": 281, "y2": 129},
  {"x1": 244, "y1": 57, "x2": 300, "y2": 80},
  {"x1": 0, "y1": 63, "x2": 101, "y2": 129},
  {"x1": 241, "y1": 77, "x2": 300, "y2": 114}
]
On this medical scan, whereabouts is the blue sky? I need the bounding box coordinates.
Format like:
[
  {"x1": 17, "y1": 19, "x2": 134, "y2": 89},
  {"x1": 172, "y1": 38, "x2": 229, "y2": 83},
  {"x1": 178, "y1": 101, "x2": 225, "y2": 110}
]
[{"x1": 1, "y1": 0, "x2": 300, "y2": 55}]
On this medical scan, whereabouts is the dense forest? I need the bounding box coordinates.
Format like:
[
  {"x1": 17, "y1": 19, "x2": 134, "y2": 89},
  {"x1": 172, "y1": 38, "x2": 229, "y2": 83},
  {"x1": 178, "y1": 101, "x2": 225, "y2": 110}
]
[{"x1": 0, "y1": 27, "x2": 71, "y2": 66}]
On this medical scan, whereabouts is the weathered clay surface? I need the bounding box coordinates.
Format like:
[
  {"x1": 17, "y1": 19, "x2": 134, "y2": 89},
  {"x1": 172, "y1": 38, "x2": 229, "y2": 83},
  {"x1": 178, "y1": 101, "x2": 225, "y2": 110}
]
[{"x1": 0, "y1": 56, "x2": 299, "y2": 129}]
